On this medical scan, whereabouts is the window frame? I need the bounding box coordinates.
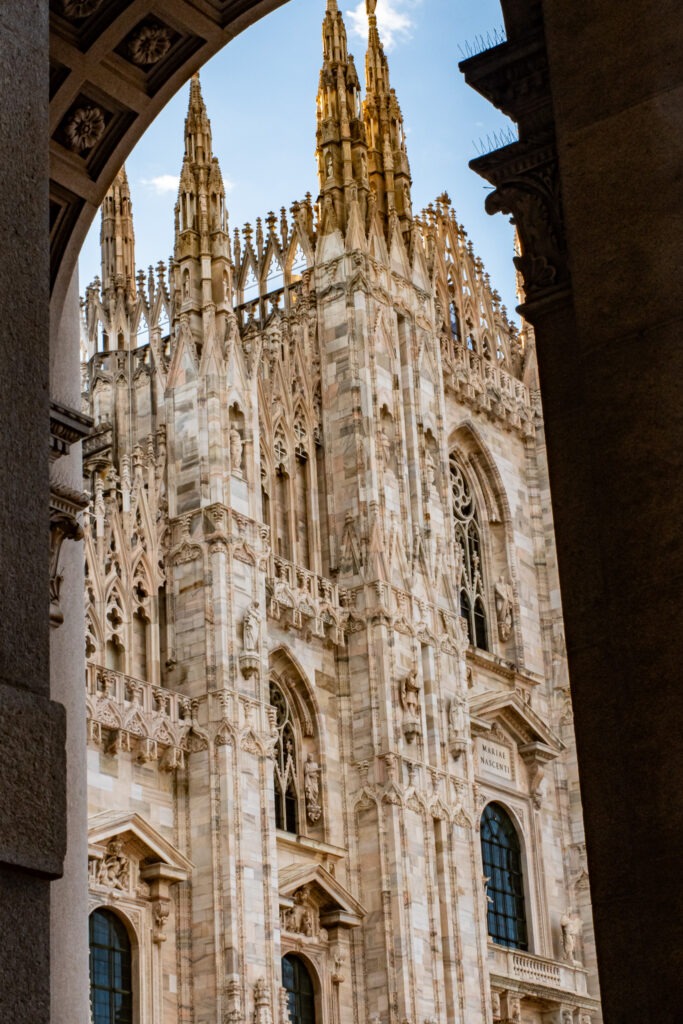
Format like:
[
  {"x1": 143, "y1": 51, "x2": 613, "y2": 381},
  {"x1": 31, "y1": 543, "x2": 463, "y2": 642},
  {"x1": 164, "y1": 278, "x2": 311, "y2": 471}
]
[
  {"x1": 449, "y1": 453, "x2": 490, "y2": 651},
  {"x1": 270, "y1": 678, "x2": 302, "y2": 835},
  {"x1": 480, "y1": 801, "x2": 529, "y2": 951},
  {"x1": 89, "y1": 907, "x2": 135, "y2": 1024},
  {"x1": 282, "y1": 952, "x2": 317, "y2": 1024}
]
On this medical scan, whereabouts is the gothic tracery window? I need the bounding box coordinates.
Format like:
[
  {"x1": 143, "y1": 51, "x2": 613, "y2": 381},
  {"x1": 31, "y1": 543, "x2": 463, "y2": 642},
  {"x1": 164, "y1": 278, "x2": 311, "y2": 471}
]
[
  {"x1": 450, "y1": 454, "x2": 488, "y2": 650},
  {"x1": 270, "y1": 680, "x2": 300, "y2": 833}
]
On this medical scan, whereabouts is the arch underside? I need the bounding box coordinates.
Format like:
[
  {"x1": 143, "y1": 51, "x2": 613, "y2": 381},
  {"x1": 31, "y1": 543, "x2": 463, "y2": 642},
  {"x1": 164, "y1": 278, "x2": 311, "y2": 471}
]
[{"x1": 49, "y1": 0, "x2": 290, "y2": 312}]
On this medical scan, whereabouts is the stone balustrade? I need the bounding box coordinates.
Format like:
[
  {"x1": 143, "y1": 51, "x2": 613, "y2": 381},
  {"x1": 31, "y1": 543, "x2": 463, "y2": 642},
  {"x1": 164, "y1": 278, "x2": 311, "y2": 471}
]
[
  {"x1": 85, "y1": 663, "x2": 193, "y2": 769},
  {"x1": 445, "y1": 342, "x2": 535, "y2": 436},
  {"x1": 266, "y1": 554, "x2": 345, "y2": 644},
  {"x1": 488, "y1": 943, "x2": 589, "y2": 995}
]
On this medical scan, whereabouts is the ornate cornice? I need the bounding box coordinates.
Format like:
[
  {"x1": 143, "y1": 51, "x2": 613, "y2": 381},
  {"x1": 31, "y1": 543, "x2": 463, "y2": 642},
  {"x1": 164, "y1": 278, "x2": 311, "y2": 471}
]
[
  {"x1": 460, "y1": 30, "x2": 571, "y2": 318},
  {"x1": 50, "y1": 398, "x2": 93, "y2": 461}
]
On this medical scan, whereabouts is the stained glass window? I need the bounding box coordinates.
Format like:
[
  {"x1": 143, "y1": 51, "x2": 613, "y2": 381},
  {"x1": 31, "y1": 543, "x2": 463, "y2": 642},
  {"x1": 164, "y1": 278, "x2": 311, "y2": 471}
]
[
  {"x1": 282, "y1": 954, "x2": 315, "y2": 1024},
  {"x1": 480, "y1": 803, "x2": 528, "y2": 950},
  {"x1": 89, "y1": 909, "x2": 133, "y2": 1024}
]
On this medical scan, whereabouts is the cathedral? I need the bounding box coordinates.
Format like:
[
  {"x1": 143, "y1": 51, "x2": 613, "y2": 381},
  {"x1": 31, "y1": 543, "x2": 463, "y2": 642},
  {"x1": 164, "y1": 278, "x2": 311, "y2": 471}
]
[{"x1": 79, "y1": 3, "x2": 601, "y2": 1023}]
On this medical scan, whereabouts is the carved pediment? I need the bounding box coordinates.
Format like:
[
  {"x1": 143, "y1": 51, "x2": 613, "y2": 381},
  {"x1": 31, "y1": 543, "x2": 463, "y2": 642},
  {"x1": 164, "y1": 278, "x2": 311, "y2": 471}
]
[
  {"x1": 88, "y1": 810, "x2": 192, "y2": 883},
  {"x1": 469, "y1": 690, "x2": 564, "y2": 765},
  {"x1": 279, "y1": 863, "x2": 365, "y2": 930}
]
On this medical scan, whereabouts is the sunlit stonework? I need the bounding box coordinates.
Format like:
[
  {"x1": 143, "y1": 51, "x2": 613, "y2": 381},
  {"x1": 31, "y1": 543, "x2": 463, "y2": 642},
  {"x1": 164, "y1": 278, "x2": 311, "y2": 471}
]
[{"x1": 79, "y1": 3, "x2": 601, "y2": 1024}]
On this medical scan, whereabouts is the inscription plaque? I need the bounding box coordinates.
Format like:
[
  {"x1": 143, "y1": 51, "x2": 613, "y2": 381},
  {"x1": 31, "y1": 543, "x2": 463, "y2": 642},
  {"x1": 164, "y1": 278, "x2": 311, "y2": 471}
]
[{"x1": 477, "y1": 737, "x2": 512, "y2": 780}]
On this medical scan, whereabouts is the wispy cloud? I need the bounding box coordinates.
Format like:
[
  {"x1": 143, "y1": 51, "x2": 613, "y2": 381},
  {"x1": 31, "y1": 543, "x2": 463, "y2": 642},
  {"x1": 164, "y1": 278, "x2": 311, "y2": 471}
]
[
  {"x1": 141, "y1": 173, "x2": 235, "y2": 196},
  {"x1": 141, "y1": 174, "x2": 180, "y2": 195},
  {"x1": 346, "y1": 0, "x2": 418, "y2": 51}
]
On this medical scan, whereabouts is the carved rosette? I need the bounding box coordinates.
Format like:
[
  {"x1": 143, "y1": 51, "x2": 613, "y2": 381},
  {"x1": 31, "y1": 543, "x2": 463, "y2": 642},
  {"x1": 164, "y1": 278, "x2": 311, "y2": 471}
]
[
  {"x1": 129, "y1": 24, "x2": 172, "y2": 66},
  {"x1": 61, "y1": 0, "x2": 103, "y2": 16},
  {"x1": 65, "y1": 105, "x2": 106, "y2": 152}
]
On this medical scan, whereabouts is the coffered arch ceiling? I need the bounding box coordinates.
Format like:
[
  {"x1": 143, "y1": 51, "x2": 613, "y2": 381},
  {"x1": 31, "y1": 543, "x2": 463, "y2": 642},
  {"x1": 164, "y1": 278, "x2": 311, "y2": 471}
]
[{"x1": 49, "y1": 0, "x2": 289, "y2": 312}]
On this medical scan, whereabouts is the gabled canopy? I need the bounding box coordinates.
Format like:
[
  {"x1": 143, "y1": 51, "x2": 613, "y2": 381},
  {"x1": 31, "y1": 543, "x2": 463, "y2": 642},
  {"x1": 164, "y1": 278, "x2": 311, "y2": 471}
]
[
  {"x1": 279, "y1": 863, "x2": 365, "y2": 928},
  {"x1": 469, "y1": 689, "x2": 564, "y2": 762},
  {"x1": 88, "y1": 810, "x2": 192, "y2": 881}
]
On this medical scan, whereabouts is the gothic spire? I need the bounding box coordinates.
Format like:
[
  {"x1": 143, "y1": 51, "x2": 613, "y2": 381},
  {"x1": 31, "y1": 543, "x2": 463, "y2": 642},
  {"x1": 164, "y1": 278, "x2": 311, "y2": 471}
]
[
  {"x1": 100, "y1": 164, "x2": 136, "y2": 305},
  {"x1": 316, "y1": 0, "x2": 370, "y2": 232},
  {"x1": 363, "y1": 0, "x2": 413, "y2": 239},
  {"x1": 173, "y1": 72, "x2": 232, "y2": 323}
]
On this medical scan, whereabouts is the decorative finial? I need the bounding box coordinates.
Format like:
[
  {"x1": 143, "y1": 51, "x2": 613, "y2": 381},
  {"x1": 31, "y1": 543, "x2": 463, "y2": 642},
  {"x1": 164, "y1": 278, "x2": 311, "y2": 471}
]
[{"x1": 367, "y1": 0, "x2": 377, "y2": 15}]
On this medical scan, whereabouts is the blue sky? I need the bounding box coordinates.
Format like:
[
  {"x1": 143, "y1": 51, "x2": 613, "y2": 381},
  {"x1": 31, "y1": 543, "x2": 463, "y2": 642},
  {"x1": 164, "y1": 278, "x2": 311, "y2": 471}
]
[{"x1": 79, "y1": 0, "x2": 518, "y2": 318}]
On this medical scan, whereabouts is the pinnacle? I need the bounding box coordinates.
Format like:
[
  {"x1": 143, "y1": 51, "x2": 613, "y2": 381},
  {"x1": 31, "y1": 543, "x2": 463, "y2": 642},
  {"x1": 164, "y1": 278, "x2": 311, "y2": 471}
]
[{"x1": 188, "y1": 70, "x2": 207, "y2": 118}]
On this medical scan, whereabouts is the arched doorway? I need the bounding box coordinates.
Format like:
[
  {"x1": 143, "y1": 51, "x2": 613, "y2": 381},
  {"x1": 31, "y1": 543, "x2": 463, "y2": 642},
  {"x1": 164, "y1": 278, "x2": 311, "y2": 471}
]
[{"x1": 282, "y1": 954, "x2": 316, "y2": 1024}]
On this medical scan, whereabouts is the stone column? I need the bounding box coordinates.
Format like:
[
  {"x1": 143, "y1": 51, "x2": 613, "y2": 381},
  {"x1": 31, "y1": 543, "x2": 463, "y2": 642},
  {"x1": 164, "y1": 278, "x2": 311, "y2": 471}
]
[
  {"x1": 0, "y1": 5, "x2": 66, "y2": 1022},
  {"x1": 460, "y1": 2, "x2": 683, "y2": 1018},
  {"x1": 50, "y1": 268, "x2": 91, "y2": 1024}
]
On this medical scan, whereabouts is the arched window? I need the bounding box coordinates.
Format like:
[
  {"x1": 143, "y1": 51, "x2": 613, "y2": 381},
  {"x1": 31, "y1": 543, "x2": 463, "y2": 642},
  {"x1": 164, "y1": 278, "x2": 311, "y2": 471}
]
[
  {"x1": 480, "y1": 803, "x2": 528, "y2": 950},
  {"x1": 450, "y1": 455, "x2": 488, "y2": 650},
  {"x1": 270, "y1": 680, "x2": 299, "y2": 833},
  {"x1": 89, "y1": 908, "x2": 133, "y2": 1024},
  {"x1": 282, "y1": 954, "x2": 315, "y2": 1024}
]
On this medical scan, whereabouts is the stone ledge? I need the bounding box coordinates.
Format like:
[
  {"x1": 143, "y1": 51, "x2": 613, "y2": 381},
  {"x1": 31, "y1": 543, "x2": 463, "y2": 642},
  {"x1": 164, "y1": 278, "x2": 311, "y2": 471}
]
[{"x1": 0, "y1": 680, "x2": 66, "y2": 878}]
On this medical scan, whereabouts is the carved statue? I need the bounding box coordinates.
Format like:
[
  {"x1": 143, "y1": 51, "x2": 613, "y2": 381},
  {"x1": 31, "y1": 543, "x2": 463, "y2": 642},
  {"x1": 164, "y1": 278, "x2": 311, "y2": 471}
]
[
  {"x1": 424, "y1": 448, "x2": 436, "y2": 488},
  {"x1": 378, "y1": 425, "x2": 393, "y2": 470},
  {"x1": 447, "y1": 692, "x2": 468, "y2": 759},
  {"x1": 152, "y1": 899, "x2": 170, "y2": 943},
  {"x1": 243, "y1": 601, "x2": 261, "y2": 651},
  {"x1": 560, "y1": 909, "x2": 583, "y2": 964},
  {"x1": 282, "y1": 885, "x2": 317, "y2": 936},
  {"x1": 332, "y1": 944, "x2": 346, "y2": 980},
  {"x1": 97, "y1": 837, "x2": 129, "y2": 890},
  {"x1": 304, "y1": 752, "x2": 322, "y2": 823},
  {"x1": 449, "y1": 693, "x2": 467, "y2": 739},
  {"x1": 230, "y1": 425, "x2": 243, "y2": 474},
  {"x1": 494, "y1": 574, "x2": 514, "y2": 641},
  {"x1": 224, "y1": 310, "x2": 240, "y2": 357},
  {"x1": 400, "y1": 669, "x2": 422, "y2": 742}
]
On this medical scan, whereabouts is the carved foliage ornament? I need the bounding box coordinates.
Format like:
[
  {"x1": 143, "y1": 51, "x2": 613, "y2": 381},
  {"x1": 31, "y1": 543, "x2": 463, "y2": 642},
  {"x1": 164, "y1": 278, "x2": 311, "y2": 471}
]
[
  {"x1": 129, "y1": 24, "x2": 172, "y2": 66},
  {"x1": 65, "y1": 106, "x2": 106, "y2": 153},
  {"x1": 61, "y1": 0, "x2": 103, "y2": 17},
  {"x1": 485, "y1": 165, "x2": 568, "y2": 303}
]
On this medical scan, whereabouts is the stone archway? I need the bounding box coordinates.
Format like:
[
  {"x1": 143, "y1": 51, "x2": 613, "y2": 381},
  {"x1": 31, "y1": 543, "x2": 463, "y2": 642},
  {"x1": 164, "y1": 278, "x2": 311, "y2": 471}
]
[{"x1": 3, "y1": 6, "x2": 293, "y2": 1024}]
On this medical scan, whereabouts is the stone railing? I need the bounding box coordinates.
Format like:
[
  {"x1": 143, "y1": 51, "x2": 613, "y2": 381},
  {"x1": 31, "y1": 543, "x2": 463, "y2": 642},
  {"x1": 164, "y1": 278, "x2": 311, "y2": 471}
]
[
  {"x1": 85, "y1": 663, "x2": 195, "y2": 769},
  {"x1": 266, "y1": 554, "x2": 345, "y2": 645},
  {"x1": 444, "y1": 342, "x2": 534, "y2": 436},
  {"x1": 488, "y1": 944, "x2": 589, "y2": 995}
]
